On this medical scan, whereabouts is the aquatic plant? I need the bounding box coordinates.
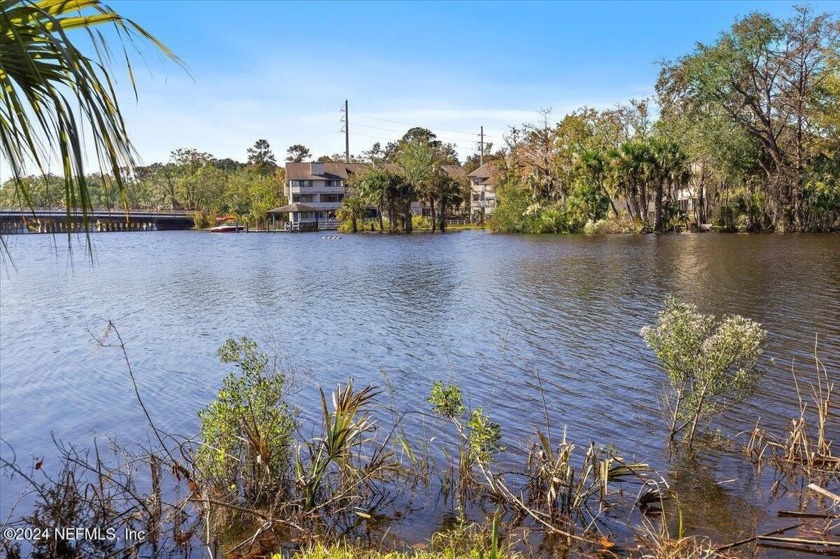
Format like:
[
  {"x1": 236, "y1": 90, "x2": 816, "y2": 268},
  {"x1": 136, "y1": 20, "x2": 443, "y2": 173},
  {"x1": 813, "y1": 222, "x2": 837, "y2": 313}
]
[
  {"x1": 641, "y1": 297, "x2": 767, "y2": 447},
  {"x1": 746, "y1": 342, "x2": 839, "y2": 478},
  {"x1": 196, "y1": 337, "x2": 296, "y2": 506}
]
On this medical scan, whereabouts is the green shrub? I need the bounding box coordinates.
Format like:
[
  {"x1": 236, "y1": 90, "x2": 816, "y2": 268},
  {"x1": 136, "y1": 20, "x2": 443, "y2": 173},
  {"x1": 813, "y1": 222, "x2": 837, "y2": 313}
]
[
  {"x1": 196, "y1": 338, "x2": 295, "y2": 505},
  {"x1": 489, "y1": 178, "x2": 531, "y2": 233},
  {"x1": 428, "y1": 381, "x2": 465, "y2": 419},
  {"x1": 412, "y1": 214, "x2": 432, "y2": 231},
  {"x1": 192, "y1": 210, "x2": 214, "y2": 230},
  {"x1": 429, "y1": 382, "x2": 503, "y2": 465},
  {"x1": 583, "y1": 212, "x2": 645, "y2": 234},
  {"x1": 467, "y1": 408, "x2": 502, "y2": 463},
  {"x1": 641, "y1": 298, "x2": 766, "y2": 447}
]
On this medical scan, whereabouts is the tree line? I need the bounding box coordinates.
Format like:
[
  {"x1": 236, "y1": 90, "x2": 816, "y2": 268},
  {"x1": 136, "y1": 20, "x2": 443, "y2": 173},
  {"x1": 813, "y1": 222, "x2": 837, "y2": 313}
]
[
  {"x1": 491, "y1": 6, "x2": 839, "y2": 233},
  {"x1": 0, "y1": 132, "x2": 475, "y2": 232}
]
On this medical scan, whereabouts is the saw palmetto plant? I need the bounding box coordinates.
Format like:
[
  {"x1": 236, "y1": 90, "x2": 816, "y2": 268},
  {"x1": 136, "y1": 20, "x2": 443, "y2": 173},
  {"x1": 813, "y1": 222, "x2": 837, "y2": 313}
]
[{"x1": 0, "y1": 0, "x2": 181, "y2": 230}]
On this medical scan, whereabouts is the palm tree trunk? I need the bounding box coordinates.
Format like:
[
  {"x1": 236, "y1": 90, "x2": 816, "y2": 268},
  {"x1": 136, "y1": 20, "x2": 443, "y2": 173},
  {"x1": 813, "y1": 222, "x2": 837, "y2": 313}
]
[
  {"x1": 603, "y1": 182, "x2": 619, "y2": 218},
  {"x1": 403, "y1": 201, "x2": 413, "y2": 233},
  {"x1": 388, "y1": 202, "x2": 396, "y2": 233},
  {"x1": 654, "y1": 183, "x2": 664, "y2": 232}
]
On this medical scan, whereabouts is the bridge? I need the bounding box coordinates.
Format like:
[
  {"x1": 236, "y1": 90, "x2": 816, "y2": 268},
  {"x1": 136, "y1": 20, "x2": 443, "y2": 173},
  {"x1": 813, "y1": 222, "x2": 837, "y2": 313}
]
[{"x1": 0, "y1": 209, "x2": 194, "y2": 234}]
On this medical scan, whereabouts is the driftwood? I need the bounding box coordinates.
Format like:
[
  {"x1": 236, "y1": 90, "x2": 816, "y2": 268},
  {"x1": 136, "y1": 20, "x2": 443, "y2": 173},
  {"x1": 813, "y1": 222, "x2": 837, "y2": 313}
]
[
  {"x1": 758, "y1": 543, "x2": 840, "y2": 557},
  {"x1": 715, "y1": 523, "x2": 801, "y2": 552},
  {"x1": 808, "y1": 483, "x2": 840, "y2": 504},
  {"x1": 778, "y1": 510, "x2": 839, "y2": 519},
  {"x1": 758, "y1": 536, "x2": 840, "y2": 547}
]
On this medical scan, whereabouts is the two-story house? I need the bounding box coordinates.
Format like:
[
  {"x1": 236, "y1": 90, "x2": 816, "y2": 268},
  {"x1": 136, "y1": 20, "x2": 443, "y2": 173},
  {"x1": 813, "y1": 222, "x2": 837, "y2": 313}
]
[{"x1": 467, "y1": 162, "x2": 498, "y2": 220}]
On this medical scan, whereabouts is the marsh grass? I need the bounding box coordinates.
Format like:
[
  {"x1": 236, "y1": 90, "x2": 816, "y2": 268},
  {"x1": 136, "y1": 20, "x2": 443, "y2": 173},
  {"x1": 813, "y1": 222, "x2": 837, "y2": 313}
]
[
  {"x1": 745, "y1": 345, "x2": 839, "y2": 479},
  {"x1": 0, "y1": 437, "x2": 198, "y2": 559},
  {"x1": 288, "y1": 514, "x2": 518, "y2": 559}
]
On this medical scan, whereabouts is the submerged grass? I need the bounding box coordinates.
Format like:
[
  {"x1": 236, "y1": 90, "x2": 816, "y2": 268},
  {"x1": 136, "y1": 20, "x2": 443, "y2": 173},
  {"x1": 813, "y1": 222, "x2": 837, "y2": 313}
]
[
  {"x1": 292, "y1": 544, "x2": 516, "y2": 559},
  {"x1": 745, "y1": 343, "x2": 839, "y2": 479}
]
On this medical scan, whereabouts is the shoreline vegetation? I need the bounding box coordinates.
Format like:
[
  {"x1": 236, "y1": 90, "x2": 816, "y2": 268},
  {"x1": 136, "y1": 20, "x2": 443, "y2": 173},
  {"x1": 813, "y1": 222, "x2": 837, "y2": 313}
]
[{"x1": 1, "y1": 303, "x2": 837, "y2": 559}]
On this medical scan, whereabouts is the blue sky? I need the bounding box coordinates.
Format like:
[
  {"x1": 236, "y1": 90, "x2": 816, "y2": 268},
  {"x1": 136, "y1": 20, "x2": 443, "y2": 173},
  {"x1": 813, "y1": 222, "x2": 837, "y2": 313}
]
[{"x1": 96, "y1": 2, "x2": 837, "y2": 165}]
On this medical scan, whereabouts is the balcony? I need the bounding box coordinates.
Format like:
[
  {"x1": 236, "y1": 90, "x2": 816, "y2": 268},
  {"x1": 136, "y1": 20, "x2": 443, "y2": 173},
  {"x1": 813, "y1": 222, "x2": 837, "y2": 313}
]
[{"x1": 288, "y1": 180, "x2": 345, "y2": 193}]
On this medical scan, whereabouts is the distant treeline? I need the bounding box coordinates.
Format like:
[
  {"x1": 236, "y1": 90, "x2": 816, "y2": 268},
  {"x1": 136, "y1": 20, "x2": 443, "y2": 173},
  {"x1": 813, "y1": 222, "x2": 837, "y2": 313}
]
[{"x1": 0, "y1": 143, "x2": 286, "y2": 228}]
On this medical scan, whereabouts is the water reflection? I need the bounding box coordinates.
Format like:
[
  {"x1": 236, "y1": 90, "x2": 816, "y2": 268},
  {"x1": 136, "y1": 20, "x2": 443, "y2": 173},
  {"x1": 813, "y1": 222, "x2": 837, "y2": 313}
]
[
  {"x1": 667, "y1": 448, "x2": 764, "y2": 544},
  {"x1": 1, "y1": 230, "x2": 838, "y2": 550}
]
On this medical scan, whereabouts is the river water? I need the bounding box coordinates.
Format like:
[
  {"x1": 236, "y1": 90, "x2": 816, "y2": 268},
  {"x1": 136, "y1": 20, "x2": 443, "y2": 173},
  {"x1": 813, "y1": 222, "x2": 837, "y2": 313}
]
[{"x1": 1, "y1": 230, "x2": 838, "y2": 550}]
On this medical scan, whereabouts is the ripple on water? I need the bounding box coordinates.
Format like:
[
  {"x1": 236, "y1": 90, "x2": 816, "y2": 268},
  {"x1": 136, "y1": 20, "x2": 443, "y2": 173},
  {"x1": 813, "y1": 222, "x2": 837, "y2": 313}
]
[{"x1": 1, "y1": 230, "x2": 838, "y2": 546}]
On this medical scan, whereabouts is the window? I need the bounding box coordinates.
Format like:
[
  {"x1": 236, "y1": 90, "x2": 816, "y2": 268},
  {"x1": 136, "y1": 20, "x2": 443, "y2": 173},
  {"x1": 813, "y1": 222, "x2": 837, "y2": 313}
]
[
  {"x1": 300, "y1": 194, "x2": 315, "y2": 203},
  {"x1": 321, "y1": 194, "x2": 344, "y2": 203}
]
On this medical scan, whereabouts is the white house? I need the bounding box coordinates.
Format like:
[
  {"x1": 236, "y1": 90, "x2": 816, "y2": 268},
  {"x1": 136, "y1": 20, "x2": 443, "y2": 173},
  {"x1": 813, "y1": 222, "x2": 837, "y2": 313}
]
[
  {"x1": 467, "y1": 162, "x2": 498, "y2": 220},
  {"x1": 280, "y1": 162, "x2": 368, "y2": 229}
]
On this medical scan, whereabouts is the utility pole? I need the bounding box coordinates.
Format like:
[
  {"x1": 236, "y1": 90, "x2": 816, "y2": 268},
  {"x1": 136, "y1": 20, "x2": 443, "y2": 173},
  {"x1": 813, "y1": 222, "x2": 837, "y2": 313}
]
[
  {"x1": 480, "y1": 126, "x2": 484, "y2": 166},
  {"x1": 343, "y1": 100, "x2": 350, "y2": 163}
]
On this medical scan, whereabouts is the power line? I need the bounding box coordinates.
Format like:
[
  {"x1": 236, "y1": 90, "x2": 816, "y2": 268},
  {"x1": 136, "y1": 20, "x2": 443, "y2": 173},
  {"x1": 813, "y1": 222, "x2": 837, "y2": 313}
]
[
  {"x1": 333, "y1": 103, "x2": 502, "y2": 157},
  {"x1": 352, "y1": 123, "x2": 483, "y2": 146},
  {"x1": 355, "y1": 113, "x2": 501, "y2": 142}
]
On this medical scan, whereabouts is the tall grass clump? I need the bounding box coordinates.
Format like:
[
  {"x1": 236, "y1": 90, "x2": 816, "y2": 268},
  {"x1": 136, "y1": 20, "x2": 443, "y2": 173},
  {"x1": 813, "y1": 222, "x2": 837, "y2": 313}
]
[
  {"x1": 428, "y1": 380, "x2": 654, "y2": 546},
  {"x1": 642, "y1": 298, "x2": 766, "y2": 448},
  {"x1": 747, "y1": 343, "x2": 839, "y2": 479},
  {"x1": 192, "y1": 340, "x2": 403, "y2": 555},
  {"x1": 295, "y1": 381, "x2": 394, "y2": 513}
]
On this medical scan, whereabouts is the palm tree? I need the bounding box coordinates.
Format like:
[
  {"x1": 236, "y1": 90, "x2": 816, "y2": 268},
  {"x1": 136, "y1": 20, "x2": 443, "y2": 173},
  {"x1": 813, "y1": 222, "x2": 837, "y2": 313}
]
[
  {"x1": 396, "y1": 137, "x2": 436, "y2": 231},
  {"x1": 355, "y1": 167, "x2": 390, "y2": 232},
  {"x1": 609, "y1": 140, "x2": 652, "y2": 224},
  {"x1": 434, "y1": 171, "x2": 466, "y2": 233},
  {"x1": 338, "y1": 195, "x2": 366, "y2": 233},
  {"x1": 579, "y1": 149, "x2": 619, "y2": 218},
  {"x1": 648, "y1": 137, "x2": 689, "y2": 232},
  {"x1": 1, "y1": 0, "x2": 182, "y2": 233}
]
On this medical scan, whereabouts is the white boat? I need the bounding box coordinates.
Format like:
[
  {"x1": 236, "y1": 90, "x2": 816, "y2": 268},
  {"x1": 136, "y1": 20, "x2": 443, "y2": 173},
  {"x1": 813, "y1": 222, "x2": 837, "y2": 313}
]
[
  {"x1": 210, "y1": 215, "x2": 245, "y2": 233},
  {"x1": 209, "y1": 223, "x2": 244, "y2": 233}
]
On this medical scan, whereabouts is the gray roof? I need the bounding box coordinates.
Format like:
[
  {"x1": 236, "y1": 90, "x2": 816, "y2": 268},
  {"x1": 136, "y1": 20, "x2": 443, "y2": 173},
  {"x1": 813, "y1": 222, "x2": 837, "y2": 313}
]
[
  {"x1": 285, "y1": 162, "x2": 370, "y2": 181},
  {"x1": 467, "y1": 162, "x2": 496, "y2": 180},
  {"x1": 443, "y1": 164, "x2": 467, "y2": 179}
]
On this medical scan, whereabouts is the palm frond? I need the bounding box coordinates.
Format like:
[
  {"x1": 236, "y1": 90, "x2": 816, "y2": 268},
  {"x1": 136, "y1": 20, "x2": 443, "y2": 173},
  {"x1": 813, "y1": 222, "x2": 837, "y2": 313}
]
[{"x1": 0, "y1": 0, "x2": 184, "y2": 241}]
